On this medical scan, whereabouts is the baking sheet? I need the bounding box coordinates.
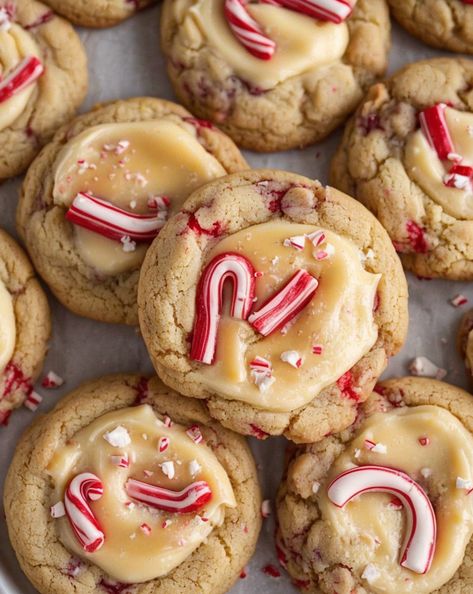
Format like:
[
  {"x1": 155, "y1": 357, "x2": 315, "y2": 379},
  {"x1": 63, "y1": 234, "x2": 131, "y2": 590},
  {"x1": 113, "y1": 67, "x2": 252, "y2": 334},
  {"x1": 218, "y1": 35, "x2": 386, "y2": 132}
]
[{"x1": 0, "y1": 5, "x2": 471, "y2": 593}]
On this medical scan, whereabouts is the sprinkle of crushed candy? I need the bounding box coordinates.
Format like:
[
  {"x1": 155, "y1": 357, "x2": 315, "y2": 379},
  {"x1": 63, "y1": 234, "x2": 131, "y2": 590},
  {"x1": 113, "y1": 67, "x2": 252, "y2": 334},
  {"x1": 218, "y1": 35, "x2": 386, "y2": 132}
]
[
  {"x1": 456, "y1": 477, "x2": 473, "y2": 490},
  {"x1": 250, "y1": 357, "x2": 275, "y2": 392},
  {"x1": 189, "y1": 459, "x2": 201, "y2": 477},
  {"x1": 41, "y1": 371, "x2": 64, "y2": 388},
  {"x1": 450, "y1": 294, "x2": 468, "y2": 307},
  {"x1": 312, "y1": 344, "x2": 323, "y2": 355},
  {"x1": 312, "y1": 482, "x2": 320, "y2": 494},
  {"x1": 24, "y1": 390, "x2": 42, "y2": 411},
  {"x1": 283, "y1": 235, "x2": 305, "y2": 250},
  {"x1": 421, "y1": 468, "x2": 432, "y2": 479},
  {"x1": 110, "y1": 454, "x2": 129, "y2": 468},
  {"x1": 261, "y1": 499, "x2": 271, "y2": 518},
  {"x1": 120, "y1": 235, "x2": 137, "y2": 252},
  {"x1": 158, "y1": 436, "x2": 169, "y2": 452},
  {"x1": 262, "y1": 564, "x2": 281, "y2": 578},
  {"x1": 160, "y1": 460, "x2": 175, "y2": 479},
  {"x1": 280, "y1": 350, "x2": 302, "y2": 369},
  {"x1": 186, "y1": 424, "x2": 203, "y2": 444},
  {"x1": 418, "y1": 437, "x2": 430, "y2": 446},
  {"x1": 409, "y1": 356, "x2": 447, "y2": 380},
  {"x1": 103, "y1": 426, "x2": 131, "y2": 448},
  {"x1": 50, "y1": 501, "x2": 65, "y2": 518},
  {"x1": 140, "y1": 523, "x2": 152, "y2": 536}
]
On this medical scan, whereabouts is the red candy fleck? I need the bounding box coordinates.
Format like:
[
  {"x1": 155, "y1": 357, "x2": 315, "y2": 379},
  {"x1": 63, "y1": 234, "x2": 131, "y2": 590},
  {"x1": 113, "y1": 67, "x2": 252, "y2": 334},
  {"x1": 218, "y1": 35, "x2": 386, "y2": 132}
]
[
  {"x1": 406, "y1": 220, "x2": 428, "y2": 253},
  {"x1": 293, "y1": 579, "x2": 311, "y2": 589},
  {"x1": 240, "y1": 568, "x2": 248, "y2": 579},
  {"x1": 183, "y1": 116, "x2": 215, "y2": 130},
  {"x1": 186, "y1": 213, "x2": 223, "y2": 237},
  {"x1": 134, "y1": 377, "x2": 149, "y2": 405},
  {"x1": 99, "y1": 579, "x2": 134, "y2": 594},
  {"x1": 337, "y1": 371, "x2": 360, "y2": 401},
  {"x1": 418, "y1": 437, "x2": 430, "y2": 447},
  {"x1": 0, "y1": 409, "x2": 11, "y2": 426},
  {"x1": 262, "y1": 564, "x2": 281, "y2": 578},
  {"x1": 24, "y1": 10, "x2": 54, "y2": 29},
  {"x1": 2, "y1": 362, "x2": 32, "y2": 401},
  {"x1": 250, "y1": 424, "x2": 269, "y2": 440},
  {"x1": 358, "y1": 113, "x2": 383, "y2": 135}
]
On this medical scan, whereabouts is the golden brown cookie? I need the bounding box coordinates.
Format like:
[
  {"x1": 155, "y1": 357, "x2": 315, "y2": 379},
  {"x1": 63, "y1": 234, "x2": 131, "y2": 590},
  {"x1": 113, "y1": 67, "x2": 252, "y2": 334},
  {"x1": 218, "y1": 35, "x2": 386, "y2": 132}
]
[
  {"x1": 4, "y1": 374, "x2": 262, "y2": 594},
  {"x1": 277, "y1": 377, "x2": 473, "y2": 593},
  {"x1": 0, "y1": 228, "x2": 50, "y2": 424},
  {"x1": 0, "y1": 0, "x2": 88, "y2": 180},
  {"x1": 16, "y1": 97, "x2": 248, "y2": 325},
  {"x1": 42, "y1": 0, "x2": 155, "y2": 28},
  {"x1": 138, "y1": 169, "x2": 408, "y2": 443},
  {"x1": 160, "y1": 0, "x2": 391, "y2": 152},
  {"x1": 331, "y1": 58, "x2": 473, "y2": 281}
]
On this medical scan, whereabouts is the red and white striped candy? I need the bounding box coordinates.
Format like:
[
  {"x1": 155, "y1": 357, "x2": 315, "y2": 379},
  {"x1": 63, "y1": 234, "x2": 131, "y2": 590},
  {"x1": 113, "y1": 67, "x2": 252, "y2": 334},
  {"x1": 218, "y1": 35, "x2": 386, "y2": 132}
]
[
  {"x1": 262, "y1": 0, "x2": 355, "y2": 24},
  {"x1": 419, "y1": 104, "x2": 455, "y2": 161},
  {"x1": 443, "y1": 164, "x2": 473, "y2": 189},
  {"x1": 64, "y1": 473, "x2": 105, "y2": 553},
  {"x1": 224, "y1": 0, "x2": 276, "y2": 60},
  {"x1": 249, "y1": 269, "x2": 318, "y2": 336},
  {"x1": 0, "y1": 56, "x2": 44, "y2": 104},
  {"x1": 190, "y1": 252, "x2": 256, "y2": 364},
  {"x1": 23, "y1": 390, "x2": 42, "y2": 411},
  {"x1": 327, "y1": 465, "x2": 437, "y2": 574},
  {"x1": 66, "y1": 192, "x2": 166, "y2": 243},
  {"x1": 186, "y1": 424, "x2": 203, "y2": 444},
  {"x1": 125, "y1": 479, "x2": 212, "y2": 513},
  {"x1": 158, "y1": 436, "x2": 170, "y2": 452}
]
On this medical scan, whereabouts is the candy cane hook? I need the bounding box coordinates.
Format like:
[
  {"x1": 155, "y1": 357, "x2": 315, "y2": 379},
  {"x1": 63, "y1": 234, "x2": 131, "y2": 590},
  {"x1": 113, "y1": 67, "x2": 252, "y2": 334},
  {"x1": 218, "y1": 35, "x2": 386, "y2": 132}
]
[
  {"x1": 224, "y1": 0, "x2": 276, "y2": 60},
  {"x1": 126, "y1": 479, "x2": 212, "y2": 513}
]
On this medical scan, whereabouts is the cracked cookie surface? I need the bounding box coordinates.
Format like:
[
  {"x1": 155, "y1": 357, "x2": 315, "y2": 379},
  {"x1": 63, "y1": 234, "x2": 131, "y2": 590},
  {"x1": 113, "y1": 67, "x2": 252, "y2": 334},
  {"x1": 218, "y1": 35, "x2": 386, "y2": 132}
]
[
  {"x1": 138, "y1": 169, "x2": 408, "y2": 443},
  {"x1": 0, "y1": 0, "x2": 88, "y2": 180},
  {"x1": 160, "y1": 0, "x2": 391, "y2": 152},
  {"x1": 4, "y1": 374, "x2": 261, "y2": 594},
  {"x1": 16, "y1": 97, "x2": 248, "y2": 325},
  {"x1": 330, "y1": 58, "x2": 473, "y2": 281},
  {"x1": 276, "y1": 377, "x2": 473, "y2": 594},
  {"x1": 0, "y1": 228, "x2": 50, "y2": 424},
  {"x1": 388, "y1": 0, "x2": 473, "y2": 53},
  {"x1": 42, "y1": 0, "x2": 156, "y2": 28}
]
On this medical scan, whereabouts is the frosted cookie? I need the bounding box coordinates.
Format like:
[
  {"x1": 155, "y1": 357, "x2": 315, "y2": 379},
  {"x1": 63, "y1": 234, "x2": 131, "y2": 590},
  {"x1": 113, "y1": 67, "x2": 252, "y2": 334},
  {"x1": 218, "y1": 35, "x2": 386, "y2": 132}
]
[
  {"x1": 331, "y1": 58, "x2": 473, "y2": 281},
  {"x1": 276, "y1": 377, "x2": 473, "y2": 594},
  {"x1": 0, "y1": 228, "x2": 50, "y2": 424},
  {"x1": 42, "y1": 0, "x2": 155, "y2": 28},
  {"x1": 0, "y1": 0, "x2": 87, "y2": 180},
  {"x1": 388, "y1": 0, "x2": 473, "y2": 54},
  {"x1": 458, "y1": 308, "x2": 473, "y2": 381},
  {"x1": 4, "y1": 374, "x2": 261, "y2": 594},
  {"x1": 160, "y1": 0, "x2": 391, "y2": 152},
  {"x1": 138, "y1": 170, "x2": 408, "y2": 443},
  {"x1": 17, "y1": 97, "x2": 248, "y2": 325}
]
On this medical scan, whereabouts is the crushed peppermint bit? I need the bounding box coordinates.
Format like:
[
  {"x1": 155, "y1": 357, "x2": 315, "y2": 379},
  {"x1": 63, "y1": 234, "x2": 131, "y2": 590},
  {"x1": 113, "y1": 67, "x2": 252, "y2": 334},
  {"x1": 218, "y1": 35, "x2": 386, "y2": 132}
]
[
  {"x1": 240, "y1": 568, "x2": 248, "y2": 579},
  {"x1": 283, "y1": 235, "x2": 305, "y2": 250},
  {"x1": 362, "y1": 564, "x2": 380, "y2": 583},
  {"x1": 125, "y1": 501, "x2": 135, "y2": 510},
  {"x1": 371, "y1": 443, "x2": 387, "y2": 454},
  {"x1": 129, "y1": 200, "x2": 137, "y2": 209},
  {"x1": 129, "y1": 532, "x2": 136, "y2": 540},
  {"x1": 186, "y1": 424, "x2": 203, "y2": 444},
  {"x1": 162, "y1": 519, "x2": 172, "y2": 528},
  {"x1": 249, "y1": 357, "x2": 275, "y2": 392},
  {"x1": 142, "y1": 433, "x2": 148, "y2": 441},
  {"x1": 160, "y1": 460, "x2": 175, "y2": 479},
  {"x1": 312, "y1": 344, "x2": 323, "y2": 355},
  {"x1": 140, "y1": 523, "x2": 152, "y2": 536},
  {"x1": 306, "y1": 230, "x2": 325, "y2": 247},
  {"x1": 158, "y1": 436, "x2": 170, "y2": 452},
  {"x1": 24, "y1": 390, "x2": 42, "y2": 411},
  {"x1": 189, "y1": 459, "x2": 201, "y2": 477},
  {"x1": 421, "y1": 468, "x2": 432, "y2": 479},
  {"x1": 280, "y1": 350, "x2": 302, "y2": 369},
  {"x1": 354, "y1": 448, "x2": 361, "y2": 459},
  {"x1": 418, "y1": 437, "x2": 430, "y2": 446},
  {"x1": 387, "y1": 497, "x2": 403, "y2": 511},
  {"x1": 312, "y1": 482, "x2": 320, "y2": 494},
  {"x1": 163, "y1": 415, "x2": 173, "y2": 428},
  {"x1": 315, "y1": 243, "x2": 335, "y2": 260},
  {"x1": 120, "y1": 235, "x2": 136, "y2": 252},
  {"x1": 450, "y1": 294, "x2": 468, "y2": 307},
  {"x1": 262, "y1": 564, "x2": 281, "y2": 578},
  {"x1": 409, "y1": 356, "x2": 447, "y2": 380},
  {"x1": 41, "y1": 371, "x2": 64, "y2": 388},
  {"x1": 261, "y1": 499, "x2": 271, "y2": 518},
  {"x1": 456, "y1": 477, "x2": 473, "y2": 490},
  {"x1": 110, "y1": 454, "x2": 129, "y2": 468},
  {"x1": 103, "y1": 426, "x2": 131, "y2": 448},
  {"x1": 271, "y1": 256, "x2": 279, "y2": 266},
  {"x1": 0, "y1": 8, "x2": 11, "y2": 31},
  {"x1": 50, "y1": 501, "x2": 65, "y2": 518},
  {"x1": 143, "y1": 469, "x2": 154, "y2": 477}
]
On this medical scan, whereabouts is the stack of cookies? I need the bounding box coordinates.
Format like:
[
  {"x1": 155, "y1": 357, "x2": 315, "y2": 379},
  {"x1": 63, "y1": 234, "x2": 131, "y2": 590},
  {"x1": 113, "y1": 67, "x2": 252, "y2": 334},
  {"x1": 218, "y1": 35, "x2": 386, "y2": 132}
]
[{"x1": 1, "y1": 1, "x2": 473, "y2": 594}]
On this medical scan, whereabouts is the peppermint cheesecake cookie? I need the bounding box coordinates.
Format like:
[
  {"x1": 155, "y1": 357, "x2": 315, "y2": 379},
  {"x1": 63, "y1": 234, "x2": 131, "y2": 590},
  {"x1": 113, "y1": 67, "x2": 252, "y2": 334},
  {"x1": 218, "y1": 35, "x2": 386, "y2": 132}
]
[
  {"x1": 0, "y1": 228, "x2": 50, "y2": 424},
  {"x1": 4, "y1": 374, "x2": 261, "y2": 594},
  {"x1": 42, "y1": 0, "x2": 155, "y2": 28},
  {"x1": 138, "y1": 170, "x2": 408, "y2": 443},
  {"x1": 457, "y1": 308, "x2": 473, "y2": 381},
  {"x1": 276, "y1": 377, "x2": 473, "y2": 593},
  {"x1": 0, "y1": 0, "x2": 87, "y2": 180},
  {"x1": 331, "y1": 58, "x2": 473, "y2": 281},
  {"x1": 161, "y1": 0, "x2": 391, "y2": 152},
  {"x1": 17, "y1": 97, "x2": 248, "y2": 325},
  {"x1": 388, "y1": 0, "x2": 473, "y2": 54}
]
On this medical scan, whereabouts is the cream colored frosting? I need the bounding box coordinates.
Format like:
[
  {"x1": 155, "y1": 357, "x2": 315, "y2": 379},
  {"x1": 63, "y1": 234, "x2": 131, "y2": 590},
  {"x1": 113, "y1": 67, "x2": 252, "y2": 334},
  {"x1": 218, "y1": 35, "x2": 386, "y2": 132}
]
[
  {"x1": 182, "y1": 0, "x2": 349, "y2": 89},
  {"x1": 0, "y1": 23, "x2": 42, "y2": 132},
  {"x1": 47, "y1": 404, "x2": 236, "y2": 583},
  {"x1": 196, "y1": 221, "x2": 380, "y2": 412},
  {"x1": 318, "y1": 405, "x2": 473, "y2": 593},
  {"x1": 53, "y1": 120, "x2": 226, "y2": 275},
  {"x1": 405, "y1": 106, "x2": 473, "y2": 220},
  {"x1": 0, "y1": 278, "x2": 15, "y2": 373}
]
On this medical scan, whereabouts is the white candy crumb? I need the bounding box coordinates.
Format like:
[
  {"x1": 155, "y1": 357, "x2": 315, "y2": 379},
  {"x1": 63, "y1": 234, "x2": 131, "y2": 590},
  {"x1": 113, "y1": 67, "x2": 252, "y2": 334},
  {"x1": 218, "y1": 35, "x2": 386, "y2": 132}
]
[
  {"x1": 280, "y1": 350, "x2": 302, "y2": 369},
  {"x1": 456, "y1": 477, "x2": 473, "y2": 490},
  {"x1": 261, "y1": 500, "x2": 271, "y2": 518},
  {"x1": 409, "y1": 356, "x2": 447, "y2": 380},
  {"x1": 130, "y1": 200, "x2": 137, "y2": 209},
  {"x1": 189, "y1": 460, "x2": 201, "y2": 477},
  {"x1": 421, "y1": 468, "x2": 432, "y2": 479},
  {"x1": 121, "y1": 235, "x2": 136, "y2": 253},
  {"x1": 312, "y1": 482, "x2": 320, "y2": 494},
  {"x1": 354, "y1": 448, "x2": 361, "y2": 460},
  {"x1": 103, "y1": 425, "x2": 131, "y2": 448},
  {"x1": 371, "y1": 443, "x2": 387, "y2": 454},
  {"x1": 50, "y1": 501, "x2": 65, "y2": 518},
  {"x1": 160, "y1": 461, "x2": 175, "y2": 479},
  {"x1": 362, "y1": 564, "x2": 380, "y2": 583},
  {"x1": 252, "y1": 373, "x2": 275, "y2": 393}
]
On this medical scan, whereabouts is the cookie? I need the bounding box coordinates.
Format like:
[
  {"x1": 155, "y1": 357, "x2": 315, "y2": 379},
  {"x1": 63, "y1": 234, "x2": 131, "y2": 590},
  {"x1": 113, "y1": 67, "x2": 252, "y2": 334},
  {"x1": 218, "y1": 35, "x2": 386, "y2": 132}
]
[
  {"x1": 330, "y1": 58, "x2": 473, "y2": 281},
  {"x1": 4, "y1": 374, "x2": 261, "y2": 594},
  {"x1": 16, "y1": 97, "x2": 248, "y2": 325},
  {"x1": 0, "y1": 0, "x2": 88, "y2": 180},
  {"x1": 388, "y1": 0, "x2": 473, "y2": 54},
  {"x1": 457, "y1": 308, "x2": 473, "y2": 381},
  {"x1": 0, "y1": 228, "x2": 50, "y2": 424},
  {"x1": 160, "y1": 0, "x2": 391, "y2": 152},
  {"x1": 138, "y1": 169, "x2": 408, "y2": 443},
  {"x1": 276, "y1": 377, "x2": 473, "y2": 594},
  {"x1": 42, "y1": 0, "x2": 155, "y2": 28}
]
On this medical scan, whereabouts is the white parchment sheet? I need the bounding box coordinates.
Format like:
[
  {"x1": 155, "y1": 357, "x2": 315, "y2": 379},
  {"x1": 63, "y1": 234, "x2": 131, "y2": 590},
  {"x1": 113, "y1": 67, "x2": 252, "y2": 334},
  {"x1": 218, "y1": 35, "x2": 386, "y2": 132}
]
[{"x1": 0, "y1": 5, "x2": 471, "y2": 593}]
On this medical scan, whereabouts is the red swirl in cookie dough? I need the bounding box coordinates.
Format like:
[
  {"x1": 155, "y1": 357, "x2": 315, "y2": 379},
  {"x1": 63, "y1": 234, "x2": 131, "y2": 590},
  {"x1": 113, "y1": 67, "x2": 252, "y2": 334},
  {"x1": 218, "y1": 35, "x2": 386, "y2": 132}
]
[
  {"x1": 126, "y1": 479, "x2": 212, "y2": 513},
  {"x1": 64, "y1": 473, "x2": 105, "y2": 553},
  {"x1": 328, "y1": 465, "x2": 437, "y2": 575},
  {"x1": 0, "y1": 55, "x2": 43, "y2": 103}
]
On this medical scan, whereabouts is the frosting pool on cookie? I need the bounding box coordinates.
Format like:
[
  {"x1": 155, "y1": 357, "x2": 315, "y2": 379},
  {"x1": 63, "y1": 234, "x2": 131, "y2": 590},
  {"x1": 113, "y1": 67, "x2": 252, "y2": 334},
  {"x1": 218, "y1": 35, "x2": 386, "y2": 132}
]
[
  {"x1": 318, "y1": 405, "x2": 473, "y2": 593},
  {"x1": 0, "y1": 277, "x2": 15, "y2": 373},
  {"x1": 193, "y1": 221, "x2": 380, "y2": 412},
  {"x1": 53, "y1": 120, "x2": 226, "y2": 275},
  {"x1": 47, "y1": 404, "x2": 236, "y2": 583},
  {"x1": 182, "y1": 0, "x2": 349, "y2": 89}
]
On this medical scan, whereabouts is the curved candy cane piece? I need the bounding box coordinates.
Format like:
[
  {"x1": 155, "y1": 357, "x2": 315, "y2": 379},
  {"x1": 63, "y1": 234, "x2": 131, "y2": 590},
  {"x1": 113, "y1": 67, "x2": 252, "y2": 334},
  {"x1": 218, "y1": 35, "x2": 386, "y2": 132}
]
[
  {"x1": 0, "y1": 56, "x2": 44, "y2": 104},
  {"x1": 249, "y1": 269, "x2": 318, "y2": 336},
  {"x1": 327, "y1": 465, "x2": 437, "y2": 575},
  {"x1": 190, "y1": 252, "x2": 256, "y2": 364},
  {"x1": 126, "y1": 479, "x2": 212, "y2": 513},
  {"x1": 64, "y1": 473, "x2": 105, "y2": 553},
  {"x1": 224, "y1": 0, "x2": 276, "y2": 60},
  {"x1": 66, "y1": 192, "x2": 167, "y2": 243},
  {"x1": 263, "y1": 0, "x2": 355, "y2": 24},
  {"x1": 419, "y1": 104, "x2": 455, "y2": 161}
]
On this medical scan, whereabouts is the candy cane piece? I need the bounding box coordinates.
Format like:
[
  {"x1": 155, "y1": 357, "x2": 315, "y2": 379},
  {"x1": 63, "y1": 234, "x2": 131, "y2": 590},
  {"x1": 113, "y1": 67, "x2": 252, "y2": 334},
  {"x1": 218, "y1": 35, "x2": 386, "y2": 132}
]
[
  {"x1": 327, "y1": 465, "x2": 437, "y2": 574},
  {"x1": 190, "y1": 252, "x2": 256, "y2": 364},
  {"x1": 64, "y1": 473, "x2": 105, "y2": 553},
  {"x1": 249, "y1": 269, "x2": 318, "y2": 336},
  {"x1": 224, "y1": 0, "x2": 276, "y2": 60},
  {"x1": 126, "y1": 479, "x2": 212, "y2": 513},
  {"x1": 0, "y1": 56, "x2": 44, "y2": 104},
  {"x1": 443, "y1": 164, "x2": 473, "y2": 190},
  {"x1": 262, "y1": 0, "x2": 355, "y2": 23},
  {"x1": 419, "y1": 104, "x2": 455, "y2": 161},
  {"x1": 66, "y1": 192, "x2": 166, "y2": 243}
]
